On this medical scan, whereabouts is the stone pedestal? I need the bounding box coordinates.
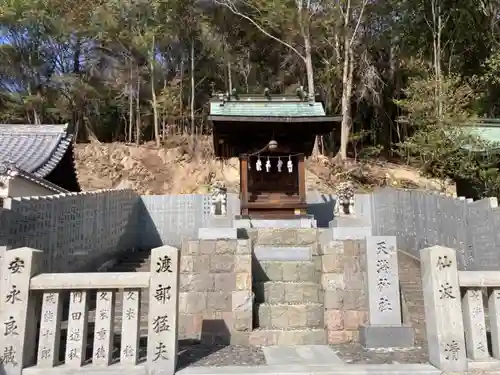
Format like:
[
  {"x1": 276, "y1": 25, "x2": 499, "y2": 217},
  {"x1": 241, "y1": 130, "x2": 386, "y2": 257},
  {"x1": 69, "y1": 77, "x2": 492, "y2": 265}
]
[
  {"x1": 359, "y1": 324, "x2": 414, "y2": 348},
  {"x1": 198, "y1": 227, "x2": 238, "y2": 240},
  {"x1": 360, "y1": 236, "x2": 414, "y2": 348}
]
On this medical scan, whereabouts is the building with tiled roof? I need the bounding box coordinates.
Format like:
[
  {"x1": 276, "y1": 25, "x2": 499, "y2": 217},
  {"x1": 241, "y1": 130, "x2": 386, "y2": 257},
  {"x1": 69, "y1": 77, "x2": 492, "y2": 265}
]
[{"x1": 0, "y1": 124, "x2": 80, "y2": 197}]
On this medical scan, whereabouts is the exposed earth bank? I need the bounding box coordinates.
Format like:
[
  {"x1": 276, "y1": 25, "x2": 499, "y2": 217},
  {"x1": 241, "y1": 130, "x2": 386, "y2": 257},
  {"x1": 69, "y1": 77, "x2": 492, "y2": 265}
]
[{"x1": 74, "y1": 138, "x2": 456, "y2": 195}]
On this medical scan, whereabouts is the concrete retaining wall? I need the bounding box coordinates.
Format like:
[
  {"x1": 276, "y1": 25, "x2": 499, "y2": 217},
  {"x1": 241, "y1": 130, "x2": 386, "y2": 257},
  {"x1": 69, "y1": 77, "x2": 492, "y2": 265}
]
[
  {"x1": 370, "y1": 188, "x2": 500, "y2": 271},
  {"x1": 0, "y1": 189, "x2": 139, "y2": 272}
]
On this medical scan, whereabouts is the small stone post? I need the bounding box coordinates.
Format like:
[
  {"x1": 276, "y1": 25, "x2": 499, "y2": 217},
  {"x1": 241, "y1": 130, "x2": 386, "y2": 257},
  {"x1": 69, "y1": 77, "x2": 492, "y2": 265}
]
[
  {"x1": 489, "y1": 288, "x2": 500, "y2": 359},
  {"x1": 0, "y1": 247, "x2": 43, "y2": 375},
  {"x1": 462, "y1": 288, "x2": 488, "y2": 360},
  {"x1": 148, "y1": 245, "x2": 180, "y2": 375},
  {"x1": 360, "y1": 236, "x2": 414, "y2": 348},
  {"x1": 420, "y1": 246, "x2": 467, "y2": 372}
]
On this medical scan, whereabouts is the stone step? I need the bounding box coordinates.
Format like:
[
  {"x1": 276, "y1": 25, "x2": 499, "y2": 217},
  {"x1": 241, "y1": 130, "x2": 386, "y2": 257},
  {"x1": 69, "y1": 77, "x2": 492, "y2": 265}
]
[
  {"x1": 253, "y1": 261, "x2": 318, "y2": 283},
  {"x1": 249, "y1": 328, "x2": 326, "y2": 346},
  {"x1": 251, "y1": 229, "x2": 319, "y2": 246},
  {"x1": 253, "y1": 281, "x2": 321, "y2": 304},
  {"x1": 253, "y1": 246, "x2": 313, "y2": 261},
  {"x1": 256, "y1": 302, "x2": 323, "y2": 329}
]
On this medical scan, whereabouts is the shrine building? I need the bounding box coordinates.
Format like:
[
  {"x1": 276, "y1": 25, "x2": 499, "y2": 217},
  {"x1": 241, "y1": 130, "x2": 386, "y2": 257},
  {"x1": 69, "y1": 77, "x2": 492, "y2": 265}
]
[
  {"x1": 208, "y1": 91, "x2": 337, "y2": 221},
  {"x1": 0, "y1": 124, "x2": 80, "y2": 198}
]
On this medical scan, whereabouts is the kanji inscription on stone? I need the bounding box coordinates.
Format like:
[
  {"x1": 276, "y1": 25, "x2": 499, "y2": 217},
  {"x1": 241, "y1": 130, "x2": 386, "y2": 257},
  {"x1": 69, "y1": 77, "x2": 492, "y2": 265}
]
[
  {"x1": 148, "y1": 246, "x2": 179, "y2": 374},
  {"x1": 365, "y1": 236, "x2": 402, "y2": 326}
]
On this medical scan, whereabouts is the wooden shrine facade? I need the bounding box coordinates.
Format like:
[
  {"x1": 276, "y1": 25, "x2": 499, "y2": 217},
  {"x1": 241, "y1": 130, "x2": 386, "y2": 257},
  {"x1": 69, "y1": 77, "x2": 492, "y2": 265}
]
[{"x1": 208, "y1": 93, "x2": 338, "y2": 219}]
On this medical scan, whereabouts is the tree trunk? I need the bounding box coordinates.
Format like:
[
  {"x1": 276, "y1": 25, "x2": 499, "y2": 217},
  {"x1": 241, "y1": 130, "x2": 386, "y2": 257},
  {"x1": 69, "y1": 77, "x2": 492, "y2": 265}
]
[
  {"x1": 128, "y1": 66, "x2": 133, "y2": 143},
  {"x1": 228, "y1": 62, "x2": 233, "y2": 93},
  {"x1": 135, "y1": 73, "x2": 141, "y2": 146},
  {"x1": 151, "y1": 37, "x2": 160, "y2": 148},
  {"x1": 190, "y1": 39, "x2": 195, "y2": 137},
  {"x1": 338, "y1": 34, "x2": 354, "y2": 162}
]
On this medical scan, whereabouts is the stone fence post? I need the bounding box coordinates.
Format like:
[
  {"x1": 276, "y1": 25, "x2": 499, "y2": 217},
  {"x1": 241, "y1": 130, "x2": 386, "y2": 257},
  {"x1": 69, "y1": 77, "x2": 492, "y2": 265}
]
[
  {"x1": 0, "y1": 247, "x2": 43, "y2": 375},
  {"x1": 420, "y1": 245, "x2": 467, "y2": 372},
  {"x1": 148, "y1": 245, "x2": 180, "y2": 375}
]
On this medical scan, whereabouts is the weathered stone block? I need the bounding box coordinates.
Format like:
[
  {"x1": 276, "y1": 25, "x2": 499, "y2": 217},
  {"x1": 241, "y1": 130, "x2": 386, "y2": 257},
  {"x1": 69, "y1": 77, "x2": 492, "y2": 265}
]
[
  {"x1": 233, "y1": 311, "x2": 252, "y2": 331},
  {"x1": 322, "y1": 253, "x2": 344, "y2": 273},
  {"x1": 344, "y1": 310, "x2": 368, "y2": 330},
  {"x1": 213, "y1": 273, "x2": 235, "y2": 291},
  {"x1": 321, "y1": 273, "x2": 345, "y2": 290},
  {"x1": 192, "y1": 255, "x2": 210, "y2": 273},
  {"x1": 236, "y1": 239, "x2": 251, "y2": 254},
  {"x1": 184, "y1": 240, "x2": 200, "y2": 255},
  {"x1": 343, "y1": 289, "x2": 367, "y2": 310},
  {"x1": 234, "y1": 255, "x2": 251, "y2": 273},
  {"x1": 181, "y1": 292, "x2": 207, "y2": 314},
  {"x1": 180, "y1": 274, "x2": 214, "y2": 292},
  {"x1": 232, "y1": 290, "x2": 252, "y2": 312},
  {"x1": 324, "y1": 290, "x2": 344, "y2": 309},
  {"x1": 215, "y1": 240, "x2": 236, "y2": 254},
  {"x1": 230, "y1": 331, "x2": 250, "y2": 345},
  {"x1": 260, "y1": 261, "x2": 281, "y2": 281},
  {"x1": 325, "y1": 309, "x2": 344, "y2": 331},
  {"x1": 257, "y1": 229, "x2": 297, "y2": 245},
  {"x1": 180, "y1": 256, "x2": 194, "y2": 273},
  {"x1": 285, "y1": 282, "x2": 320, "y2": 304},
  {"x1": 321, "y1": 241, "x2": 344, "y2": 255},
  {"x1": 199, "y1": 240, "x2": 216, "y2": 254},
  {"x1": 209, "y1": 254, "x2": 234, "y2": 273},
  {"x1": 327, "y1": 330, "x2": 356, "y2": 344},
  {"x1": 235, "y1": 272, "x2": 251, "y2": 290},
  {"x1": 206, "y1": 291, "x2": 231, "y2": 311}
]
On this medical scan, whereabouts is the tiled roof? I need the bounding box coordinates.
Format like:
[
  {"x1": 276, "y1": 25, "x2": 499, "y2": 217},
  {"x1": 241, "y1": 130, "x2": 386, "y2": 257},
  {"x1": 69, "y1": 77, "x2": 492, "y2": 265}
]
[
  {"x1": 209, "y1": 98, "x2": 326, "y2": 117},
  {"x1": 0, "y1": 124, "x2": 73, "y2": 178}
]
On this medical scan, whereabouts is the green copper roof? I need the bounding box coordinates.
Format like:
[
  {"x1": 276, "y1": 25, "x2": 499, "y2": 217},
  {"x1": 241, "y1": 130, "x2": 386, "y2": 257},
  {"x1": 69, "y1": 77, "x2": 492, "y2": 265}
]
[{"x1": 209, "y1": 100, "x2": 326, "y2": 117}]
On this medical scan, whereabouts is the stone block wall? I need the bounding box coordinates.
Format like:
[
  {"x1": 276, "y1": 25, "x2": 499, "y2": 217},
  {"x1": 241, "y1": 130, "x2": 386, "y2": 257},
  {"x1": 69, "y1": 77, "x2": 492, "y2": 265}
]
[
  {"x1": 370, "y1": 188, "x2": 500, "y2": 271},
  {"x1": 321, "y1": 239, "x2": 368, "y2": 344},
  {"x1": 0, "y1": 189, "x2": 139, "y2": 273},
  {"x1": 178, "y1": 239, "x2": 252, "y2": 344}
]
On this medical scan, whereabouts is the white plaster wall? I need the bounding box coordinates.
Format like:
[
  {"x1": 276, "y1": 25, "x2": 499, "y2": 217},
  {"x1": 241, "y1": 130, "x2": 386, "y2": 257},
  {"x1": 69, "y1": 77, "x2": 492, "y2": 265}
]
[{"x1": 7, "y1": 176, "x2": 56, "y2": 197}]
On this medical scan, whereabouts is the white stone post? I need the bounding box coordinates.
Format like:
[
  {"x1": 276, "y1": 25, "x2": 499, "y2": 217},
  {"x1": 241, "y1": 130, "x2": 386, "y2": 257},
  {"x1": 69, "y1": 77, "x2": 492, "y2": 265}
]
[
  {"x1": 37, "y1": 291, "x2": 63, "y2": 367},
  {"x1": 489, "y1": 288, "x2": 500, "y2": 359},
  {"x1": 65, "y1": 291, "x2": 89, "y2": 367},
  {"x1": 462, "y1": 288, "x2": 488, "y2": 360},
  {"x1": 360, "y1": 236, "x2": 413, "y2": 348},
  {"x1": 0, "y1": 247, "x2": 43, "y2": 375},
  {"x1": 420, "y1": 246, "x2": 467, "y2": 372},
  {"x1": 92, "y1": 290, "x2": 115, "y2": 366},
  {"x1": 147, "y1": 245, "x2": 180, "y2": 375},
  {"x1": 120, "y1": 289, "x2": 141, "y2": 365}
]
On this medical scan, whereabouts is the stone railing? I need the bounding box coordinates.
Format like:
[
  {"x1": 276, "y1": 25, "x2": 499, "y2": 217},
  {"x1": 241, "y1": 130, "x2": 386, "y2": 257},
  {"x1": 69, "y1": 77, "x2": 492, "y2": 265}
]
[
  {"x1": 420, "y1": 245, "x2": 500, "y2": 372},
  {"x1": 0, "y1": 245, "x2": 180, "y2": 375}
]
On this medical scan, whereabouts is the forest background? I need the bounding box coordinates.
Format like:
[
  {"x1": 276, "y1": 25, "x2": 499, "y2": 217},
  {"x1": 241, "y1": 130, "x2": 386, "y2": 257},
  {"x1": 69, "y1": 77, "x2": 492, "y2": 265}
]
[{"x1": 2, "y1": 0, "x2": 500, "y2": 197}]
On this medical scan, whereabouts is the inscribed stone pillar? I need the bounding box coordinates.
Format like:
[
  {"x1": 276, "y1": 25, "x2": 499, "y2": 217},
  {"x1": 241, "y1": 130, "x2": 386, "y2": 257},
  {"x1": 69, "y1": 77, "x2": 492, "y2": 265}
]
[
  {"x1": 92, "y1": 290, "x2": 115, "y2": 366},
  {"x1": 359, "y1": 236, "x2": 414, "y2": 348},
  {"x1": 120, "y1": 289, "x2": 141, "y2": 365},
  {"x1": 148, "y1": 245, "x2": 180, "y2": 375},
  {"x1": 489, "y1": 288, "x2": 500, "y2": 359},
  {"x1": 65, "y1": 291, "x2": 89, "y2": 367},
  {"x1": 37, "y1": 291, "x2": 63, "y2": 367},
  {"x1": 0, "y1": 247, "x2": 42, "y2": 375},
  {"x1": 462, "y1": 288, "x2": 488, "y2": 360},
  {"x1": 420, "y1": 246, "x2": 467, "y2": 372},
  {"x1": 365, "y1": 236, "x2": 401, "y2": 325}
]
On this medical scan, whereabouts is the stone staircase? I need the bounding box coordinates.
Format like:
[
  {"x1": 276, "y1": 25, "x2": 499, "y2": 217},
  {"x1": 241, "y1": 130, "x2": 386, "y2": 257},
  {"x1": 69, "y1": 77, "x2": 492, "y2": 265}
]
[
  {"x1": 397, "y1": 250, "x2": 426, "y2": 346},
  {"x1": 248, "y1": 229, "x2": 326, "y2": 345}
]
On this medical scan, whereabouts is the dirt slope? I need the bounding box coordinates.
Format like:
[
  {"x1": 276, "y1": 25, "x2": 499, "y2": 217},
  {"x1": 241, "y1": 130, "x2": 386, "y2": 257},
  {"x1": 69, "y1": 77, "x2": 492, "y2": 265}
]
[{"x1": 74, "y1": 140, "x2": 455, "y2": 195}]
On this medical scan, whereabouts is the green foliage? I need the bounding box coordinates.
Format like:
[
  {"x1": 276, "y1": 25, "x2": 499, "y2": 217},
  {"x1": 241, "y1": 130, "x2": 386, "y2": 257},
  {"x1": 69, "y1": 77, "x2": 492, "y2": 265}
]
[{"x1": 396, "y1": 72, "x2": 500, "y2": 197}]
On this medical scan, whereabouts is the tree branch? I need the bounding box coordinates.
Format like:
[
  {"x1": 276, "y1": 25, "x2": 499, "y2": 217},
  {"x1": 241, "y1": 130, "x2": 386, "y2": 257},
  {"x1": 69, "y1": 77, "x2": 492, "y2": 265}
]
[{"x1": 213, "y1": 0, "x2": 306, "y2": 61}]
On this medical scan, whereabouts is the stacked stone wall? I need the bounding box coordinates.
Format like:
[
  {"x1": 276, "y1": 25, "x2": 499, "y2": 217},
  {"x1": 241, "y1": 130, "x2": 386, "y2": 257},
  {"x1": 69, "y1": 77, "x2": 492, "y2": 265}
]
[
  {"x1": 178, "y1": 239, "x2": 252, "y2": 345},
  {"x1": 321, "y1": 239, "x2": 368, "y2": 344}
]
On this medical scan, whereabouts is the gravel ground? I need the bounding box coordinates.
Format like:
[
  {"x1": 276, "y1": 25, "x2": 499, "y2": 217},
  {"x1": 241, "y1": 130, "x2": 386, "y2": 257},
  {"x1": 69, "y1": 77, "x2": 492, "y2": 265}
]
[
  {"x1": 331, "y1": 343, "x2": 429, "y2": 364},
  {"x1": 177, "y1": 344, "x2": 267, "y2": 368}
]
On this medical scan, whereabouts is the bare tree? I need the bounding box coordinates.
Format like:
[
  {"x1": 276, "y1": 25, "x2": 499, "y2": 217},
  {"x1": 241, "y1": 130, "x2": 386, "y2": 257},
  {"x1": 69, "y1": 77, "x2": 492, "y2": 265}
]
[{"x1": 336, "y1": 0, "x2": 369, "y2": 162}]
